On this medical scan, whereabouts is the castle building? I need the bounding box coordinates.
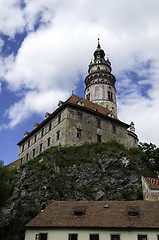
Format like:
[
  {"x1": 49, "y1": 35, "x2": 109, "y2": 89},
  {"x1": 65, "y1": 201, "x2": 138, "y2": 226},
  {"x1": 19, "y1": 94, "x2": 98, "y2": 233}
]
[{"x1": 17, "y1": 40, "x2": 138, "y2": 165}]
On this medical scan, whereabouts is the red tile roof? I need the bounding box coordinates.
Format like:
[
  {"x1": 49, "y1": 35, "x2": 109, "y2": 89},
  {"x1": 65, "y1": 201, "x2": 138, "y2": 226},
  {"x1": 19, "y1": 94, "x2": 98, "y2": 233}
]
[
  {"x1": 144, "y1": 177, "x2": 159, "y2": 190},
  {"x1": 26, "y1": 200, "x2": 159, "y2": 229},
  {"x1": 66, "y1": 94, "x2": 111, "y2": 118}
]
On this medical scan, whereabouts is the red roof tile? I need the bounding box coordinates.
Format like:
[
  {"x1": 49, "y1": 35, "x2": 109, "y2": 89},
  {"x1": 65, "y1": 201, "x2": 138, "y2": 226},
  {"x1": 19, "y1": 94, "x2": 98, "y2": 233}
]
[
  {"x1": 144, "y1": 177, "x2": 159, "y2": 190},
  {"x1": 66, "y1": 94, "x2": 115, "y2": 118},
  {"x1": 26, "y1": 200, "x2": 159, "y2": 229}
]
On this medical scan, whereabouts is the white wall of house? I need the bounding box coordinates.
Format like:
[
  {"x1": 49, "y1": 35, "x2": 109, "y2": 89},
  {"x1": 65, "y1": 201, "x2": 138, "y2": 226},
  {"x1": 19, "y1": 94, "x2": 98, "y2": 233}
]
[{"x1": 25, "y1": 228, "x2": 159, "y2": 240}]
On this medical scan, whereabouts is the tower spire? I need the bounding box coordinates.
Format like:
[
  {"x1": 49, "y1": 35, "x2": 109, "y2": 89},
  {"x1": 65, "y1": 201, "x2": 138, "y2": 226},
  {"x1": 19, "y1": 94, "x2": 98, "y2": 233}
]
[
  {"x1": 85, "y1": 40, "x2": 117, "y2": 117},
  {"x1": 97, "y1": 37, "x2": 101, "y2": 49}
]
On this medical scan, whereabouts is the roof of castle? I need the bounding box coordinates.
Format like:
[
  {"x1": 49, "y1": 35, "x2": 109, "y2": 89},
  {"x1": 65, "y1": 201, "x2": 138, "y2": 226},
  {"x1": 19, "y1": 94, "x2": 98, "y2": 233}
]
[
  {"x1": 143, "y1": 176, "x2": 159, "y2": 190},
  {"x1": 26, "y1": 200, "x2": 159, "y2": 230},
  {"x1": 17, "y1": 94, "x2": 130, "y2": 146},
  {"x1": 66, "y1": 94, "x2": 116, "y2": 118}
]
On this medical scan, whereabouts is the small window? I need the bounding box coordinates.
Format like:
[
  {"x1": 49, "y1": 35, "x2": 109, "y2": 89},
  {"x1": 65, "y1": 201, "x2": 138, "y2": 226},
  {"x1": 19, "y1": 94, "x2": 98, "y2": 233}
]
[
  {"x1": 36, "y1": 233, "x2": 47, "y2": 240},
  {"x1": 97, "y1": 119, "x2": 101, "y2": 128},
  {"x1": 49, "y1": 122, "x2": 52, "y2": 131},
  {"x1": 157, "y1": 235, "x2": 159, "y2": 240},
  {"x1": 112, "y1": 125, "x2": 116, "y2": 134},
  {"x1": 41, "y1": 128, "x2": 44, "y2": 138},
  {"x1": 97, "y1": 134, "x2": 101, "y2": 142},
  {"x1": 33, "y1": 148, "x2": 35, "y2": 157},
  {"x1": 138, "y1": 235, "x2": 147, "y2": 240},
  {"x1": 69, "y1": 234, "x2": 78, "y2": 240},
  {"x1": 90, "y1": 234, "x2": 99, "y2": 240},
  {"x1": 58, "y1": 114, "x2": 61, "y2": 124},
  {"x1": 56, "y1": 130, "x2": 60, "y2": 140},
  {"x1": 108, "y1": 91, "x2": 113, "y2": 101},
  {"x1": 34, "y1": 134, "x2": 37, "y2": 143},
  {"x1": 28, "y1": 140, "x2": 30, "y2": 148},
  {"x1": 74, "y1": 210, "x2": 85, "y2": 216},
  {"x1": 86, "y1": 93, "x2": 90, "y2": 101},
  {"x1": 129, "y1": 211, "x2": 138, "y2": 216},
  {"x1": 78, "y1": 112, "x2": 83, "y2": 121},
  {"x1": 39, "y1": 143, "x2": 43, "y2": 153},
  {"x1": 22, "y1": 144, "x2": 24, "y2": 152},
  {"x1": 26, "y1": 153, "x2": 29, "y2": 161},
  {"x1": 111, "y1": 235, "x2": 120, "y2": 240},
  {"x1": 47, "y1": 137, "x2": 51, "y2": 147},
  {"x1": 77, "y1": 128, "x2": 82, "y2": 138}
]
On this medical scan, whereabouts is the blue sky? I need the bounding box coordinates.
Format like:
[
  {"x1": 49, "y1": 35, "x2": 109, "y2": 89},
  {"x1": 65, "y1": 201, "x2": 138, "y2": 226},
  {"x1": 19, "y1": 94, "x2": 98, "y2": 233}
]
[{"x1": 1, "y1": 0, "x2": 159, "y2": 165}]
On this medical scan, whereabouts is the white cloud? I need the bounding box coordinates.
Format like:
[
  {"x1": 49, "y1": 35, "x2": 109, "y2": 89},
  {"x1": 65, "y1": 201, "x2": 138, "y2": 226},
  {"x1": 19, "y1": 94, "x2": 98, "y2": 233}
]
[
  {"x1": 5, "y1": 89, "x2": 69, "y2": 128},
  {"x1": 1, "y1": 0, "x2": 159, "y2": 146}
]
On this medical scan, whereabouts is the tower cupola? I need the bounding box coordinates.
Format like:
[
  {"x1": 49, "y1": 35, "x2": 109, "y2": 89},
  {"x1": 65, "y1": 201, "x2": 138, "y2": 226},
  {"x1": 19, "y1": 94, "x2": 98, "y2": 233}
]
[{"x1": 85, "y1": 39, "x2": 117, "y2": 117}]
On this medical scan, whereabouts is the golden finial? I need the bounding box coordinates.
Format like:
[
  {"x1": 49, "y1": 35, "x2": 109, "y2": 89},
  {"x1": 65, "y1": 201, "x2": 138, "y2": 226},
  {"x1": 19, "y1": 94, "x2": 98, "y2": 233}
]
[{"x1": 72, "y1": 86, "x2": 76, "y2": 95}]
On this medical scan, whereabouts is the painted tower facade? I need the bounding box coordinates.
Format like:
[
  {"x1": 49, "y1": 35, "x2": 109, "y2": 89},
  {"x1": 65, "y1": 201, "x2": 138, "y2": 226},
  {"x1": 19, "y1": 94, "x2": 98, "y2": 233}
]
[{"x1": 85, "y1": 39, "x2": 117, "y2": 117}]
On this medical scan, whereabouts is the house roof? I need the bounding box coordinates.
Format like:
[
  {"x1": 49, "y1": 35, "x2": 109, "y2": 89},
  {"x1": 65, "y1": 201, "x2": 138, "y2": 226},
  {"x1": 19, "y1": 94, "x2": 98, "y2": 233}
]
[
  {"x1": 17, "y1": 94, "x2": 130, "y2": 146},
  {"x1": 144, "y1": 176, "x2": 159, "y2": 190},
  {"x1": 26, "y1": 200, "x2": 159, "y2": 230}
]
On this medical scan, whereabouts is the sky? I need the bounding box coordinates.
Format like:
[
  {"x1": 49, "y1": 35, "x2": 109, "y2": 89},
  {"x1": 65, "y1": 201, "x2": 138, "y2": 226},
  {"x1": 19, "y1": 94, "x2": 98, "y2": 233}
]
[{"x1": 1, "y1": 0, "x2": 159, "y2": 165}]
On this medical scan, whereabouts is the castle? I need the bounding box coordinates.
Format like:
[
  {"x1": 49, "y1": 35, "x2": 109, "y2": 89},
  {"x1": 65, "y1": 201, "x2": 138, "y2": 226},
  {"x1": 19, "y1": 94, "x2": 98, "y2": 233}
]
[{"x1": 17, "y1": 39, "x2": 138, "y2": 165}]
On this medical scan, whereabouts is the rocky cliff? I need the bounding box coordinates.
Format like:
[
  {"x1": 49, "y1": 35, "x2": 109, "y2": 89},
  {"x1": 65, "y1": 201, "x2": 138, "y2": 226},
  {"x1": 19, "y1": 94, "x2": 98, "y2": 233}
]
[{"x1": 0, "y1": 141, "x2": 156, "y2": 240}]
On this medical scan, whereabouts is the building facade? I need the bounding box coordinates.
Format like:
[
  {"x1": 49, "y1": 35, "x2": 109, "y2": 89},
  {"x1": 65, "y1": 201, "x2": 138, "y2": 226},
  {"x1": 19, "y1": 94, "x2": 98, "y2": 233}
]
[
  {"x1": 17, "y1": 40, "x2": 138, "y2": 165},
  {"x1": 142, "y1": 176, "x2": 159, "y2": 201},
  {"x1": 25, "y1": 200, "x2": 159, "y2": 240}
]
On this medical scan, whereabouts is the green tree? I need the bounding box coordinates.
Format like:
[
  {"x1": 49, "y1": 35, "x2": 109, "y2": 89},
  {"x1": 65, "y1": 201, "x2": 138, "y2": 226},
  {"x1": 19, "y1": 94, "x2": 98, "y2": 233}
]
[{"x1": 0, "y1": 161, "x2": 13, "y2": 208}]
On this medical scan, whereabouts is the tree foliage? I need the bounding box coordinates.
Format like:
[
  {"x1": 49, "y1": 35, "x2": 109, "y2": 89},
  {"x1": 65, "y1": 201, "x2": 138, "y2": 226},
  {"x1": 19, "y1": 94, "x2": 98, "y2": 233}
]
[
  {"x1": 139, "y1": 142, "x2": 159, "y2": 171},
  {"x1": 0, "y1": 161, "x2": 13, "y2": 208}
]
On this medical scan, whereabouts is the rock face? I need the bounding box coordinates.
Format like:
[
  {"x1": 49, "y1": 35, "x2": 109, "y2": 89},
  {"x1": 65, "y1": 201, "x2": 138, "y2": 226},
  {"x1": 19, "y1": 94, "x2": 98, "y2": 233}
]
[{"x1": 0, "y1": 142, "x2": 155, "y2": 240}]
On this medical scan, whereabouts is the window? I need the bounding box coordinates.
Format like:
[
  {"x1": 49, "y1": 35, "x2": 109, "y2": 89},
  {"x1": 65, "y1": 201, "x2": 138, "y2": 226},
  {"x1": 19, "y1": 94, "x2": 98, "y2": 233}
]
[
  {"x1": 90, "y1": 234, "x2": 99, "y2": 240},
  {"x1": 112, "y1": 125, "x2": 116, "y2": 134},
  {"x1": 56, "y1": 130, "x2": 60, "y2": 140},
  {"x1": 28, "y1": 140, "x2": 30, "y2": 148},
  {"x1": 26, "y1": 153, "x2": 29, "y2": 161},
  {"x1": 77, "y1": 128, "x2": 82, "y2": 138},
  {"x1": 22, "y1": 144, "x2": 24, "y2": 152},
  {"x1": 97, "y1": 134, "x2": 101, "y2": 142},
  {"x1": 97, "y1": 119, "x2": 101, "y2": 128},
  {"x1": 47, "y1": 137, "x2": 51, "y2": 147},
  {"x1": 86, "y1": 93, "x2": 90, "y2": 101},
  {"x1": 58, "y1": 114, "x2": 61, "y2": 124},
  {"x1": 108, "y1": 91, "x2": 113, "y2": 101},
  {"x1": 111, "y1": 235, "x2": 120, "y2": 240},
  {"x1": 41, "y1": 128, "x2": 44, "y2": 138},
  {"x1": 35, "y1": 233, "x2": 48, "y2": 240},
  {"x1": 129, "y1": 211, "x2": 138, "y2": 216},
  {"x1": 138, "y1": 235, "x2": 147, "y2": 240},
  {"x1": 78, "y1": 112, "x2": 83, "y2": 121},
  {"x1": 33, "y1": 148, "x2": 35, "y2": 157},
  {"x1": 157, "y1": 235, "x2": 159, "y2": 240},
  {"x1": 40, "y1": 143, "x2": 43, "y2": 153},
  {"x1": 69, "y1": 234, "x2": 78, "y2": 240},
  {"x1": 49, "y1": 122, "x2": 52, "y2": 131},
  {"x1": 34, "y1": 134, "x2": 37, "y2": 143}
]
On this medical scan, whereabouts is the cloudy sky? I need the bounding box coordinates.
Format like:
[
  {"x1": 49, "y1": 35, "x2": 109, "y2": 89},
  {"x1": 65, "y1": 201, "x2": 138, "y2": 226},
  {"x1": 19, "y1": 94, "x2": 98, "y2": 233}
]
[{"x1": 1, "y1": 0, "x2": 159, "y2": 165}]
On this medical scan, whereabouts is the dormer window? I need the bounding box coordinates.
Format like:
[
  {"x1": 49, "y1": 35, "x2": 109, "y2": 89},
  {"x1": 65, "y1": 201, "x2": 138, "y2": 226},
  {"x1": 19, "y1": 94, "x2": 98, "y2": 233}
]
[
  {"x1": 129, "y1": 211, "x2": 139, "y2": 217},
  {"x1": 73, "y1": 207, "x2": 86, "y2": 216},
  {"x1": 74, "y1": 210, "x2": 85, "y2": 216}
]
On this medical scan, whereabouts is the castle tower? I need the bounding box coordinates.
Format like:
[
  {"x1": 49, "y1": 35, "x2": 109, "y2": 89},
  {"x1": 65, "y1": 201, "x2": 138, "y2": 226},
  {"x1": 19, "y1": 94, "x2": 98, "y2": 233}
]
[{"x1": 85, "y1": 39, "x2": 117, "y2": 117}]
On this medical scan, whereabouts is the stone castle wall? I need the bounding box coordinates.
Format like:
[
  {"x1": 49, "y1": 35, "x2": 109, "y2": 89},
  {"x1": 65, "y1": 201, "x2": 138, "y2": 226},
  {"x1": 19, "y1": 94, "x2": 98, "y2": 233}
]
[{"x1": 18, "y1": 105, "x2": 138, "y2": 166}]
